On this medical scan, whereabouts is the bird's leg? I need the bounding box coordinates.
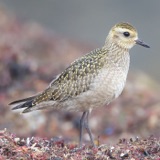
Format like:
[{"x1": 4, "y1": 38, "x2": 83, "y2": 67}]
[
  {"x1": 84, "y1": 111, "x2": 95, "y2": 147},
  {"x1": 79, "y1": 111, "x2": 87, "y2": 147},
  {"x1": 70, "y1": 112, "x2": 86, "y2": 153},
  {"x1": 71, "y1": 111, "x2": 94, "y2": 153},
  {"x1": 79, "y1": 111, "x2": 95, "y2": 148}
]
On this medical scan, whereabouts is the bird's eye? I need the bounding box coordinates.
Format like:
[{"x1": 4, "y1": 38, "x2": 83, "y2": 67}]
[{"x1": 123, "y1": 32, "x2": 130, "y2": 37}]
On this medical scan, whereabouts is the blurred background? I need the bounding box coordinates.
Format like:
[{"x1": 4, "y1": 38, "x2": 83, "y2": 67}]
[
  {"x1": 0, "y1": 0, "x2": 160, "y2": 81},
  {"x1": 0, "y1": 0, "x2": 159, "y2": 145}
]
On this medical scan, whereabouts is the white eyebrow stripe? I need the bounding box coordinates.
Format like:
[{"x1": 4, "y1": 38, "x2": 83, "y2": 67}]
[{"x1": 115, "y1": 28, "x2": 131, "y2": 33}]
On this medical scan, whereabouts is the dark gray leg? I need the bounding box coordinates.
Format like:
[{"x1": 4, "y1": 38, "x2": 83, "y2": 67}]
[
  {"x1": 79, "y1": 111, "x2": 87, "y2": 147},
  {"x1": 84, "y1": 111, "x2": 95, "y2": 147},
  {"x1": 79, "y1": 111, "x2": 95, "y2": 147}
]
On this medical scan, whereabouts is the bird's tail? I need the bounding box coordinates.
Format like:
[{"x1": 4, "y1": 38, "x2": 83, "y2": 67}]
[{"x1": 9, "y1": 95, "x2": 37, "y2": 113}]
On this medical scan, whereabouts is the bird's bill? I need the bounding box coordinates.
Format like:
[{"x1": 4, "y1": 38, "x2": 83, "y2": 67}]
[{"x1": 135, "y1": 39, "x2": 150, "y2": 48}]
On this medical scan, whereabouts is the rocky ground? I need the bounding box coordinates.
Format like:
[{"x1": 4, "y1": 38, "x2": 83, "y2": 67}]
[{"x1": 0, "y1": 6, "x2": 159, "y2": 159}]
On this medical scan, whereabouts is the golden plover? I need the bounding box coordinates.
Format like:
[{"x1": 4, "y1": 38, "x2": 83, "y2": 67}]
[{"x1": 10, "y1": 22, "x2": 150, "y2": 147}]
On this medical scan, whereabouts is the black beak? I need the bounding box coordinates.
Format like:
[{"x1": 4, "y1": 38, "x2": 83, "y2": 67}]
[{"x1": 135, "y1": 39, "x2": 150, "y2": 48}]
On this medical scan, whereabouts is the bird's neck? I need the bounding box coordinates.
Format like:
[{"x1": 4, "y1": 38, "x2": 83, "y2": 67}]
[{"x1": 102, "y1": 39, "x2": 130, "y2": 72}]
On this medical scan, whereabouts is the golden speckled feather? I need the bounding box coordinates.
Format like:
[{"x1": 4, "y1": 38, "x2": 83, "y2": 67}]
[{"x1": 33, "y1": 48, "x2": 107, "y2": 104}]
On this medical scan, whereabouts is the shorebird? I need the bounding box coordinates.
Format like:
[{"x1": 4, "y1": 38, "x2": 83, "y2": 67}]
[{"x1": 10, "y1": 22, "x2": 150, "y2": 147}]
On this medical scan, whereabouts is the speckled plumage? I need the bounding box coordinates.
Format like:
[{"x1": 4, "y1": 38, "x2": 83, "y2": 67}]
[{"x1": 10, "y1": 22, "x2": 150, "y2": 147}]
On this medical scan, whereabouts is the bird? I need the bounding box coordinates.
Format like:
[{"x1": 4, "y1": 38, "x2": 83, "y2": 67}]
[{"x1": 9, "y1": 22, "x2": 150, "y2": 148}]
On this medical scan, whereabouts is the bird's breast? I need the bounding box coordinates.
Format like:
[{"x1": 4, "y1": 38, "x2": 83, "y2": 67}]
[{"x1": 90, "y1": 65, "x2": 128, "y2": 106}]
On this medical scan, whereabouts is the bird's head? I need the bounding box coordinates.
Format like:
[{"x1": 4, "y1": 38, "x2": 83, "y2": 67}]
[{"x1": 107, "y1": 22, "x2": 150, "y2": 50}]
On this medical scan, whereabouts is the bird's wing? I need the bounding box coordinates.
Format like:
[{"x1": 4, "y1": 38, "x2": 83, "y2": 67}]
[
  {"x1": 47, "y1": 48, "x2": 106, "y2": 101},
  {"x1": 10, "y1": 48, "x2": 107, "y2": 112}
]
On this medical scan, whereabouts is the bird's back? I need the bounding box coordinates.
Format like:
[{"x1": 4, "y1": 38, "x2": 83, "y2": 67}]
[{"x1": 11, "y1": 48, "x2": 113, "y2": 112}]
